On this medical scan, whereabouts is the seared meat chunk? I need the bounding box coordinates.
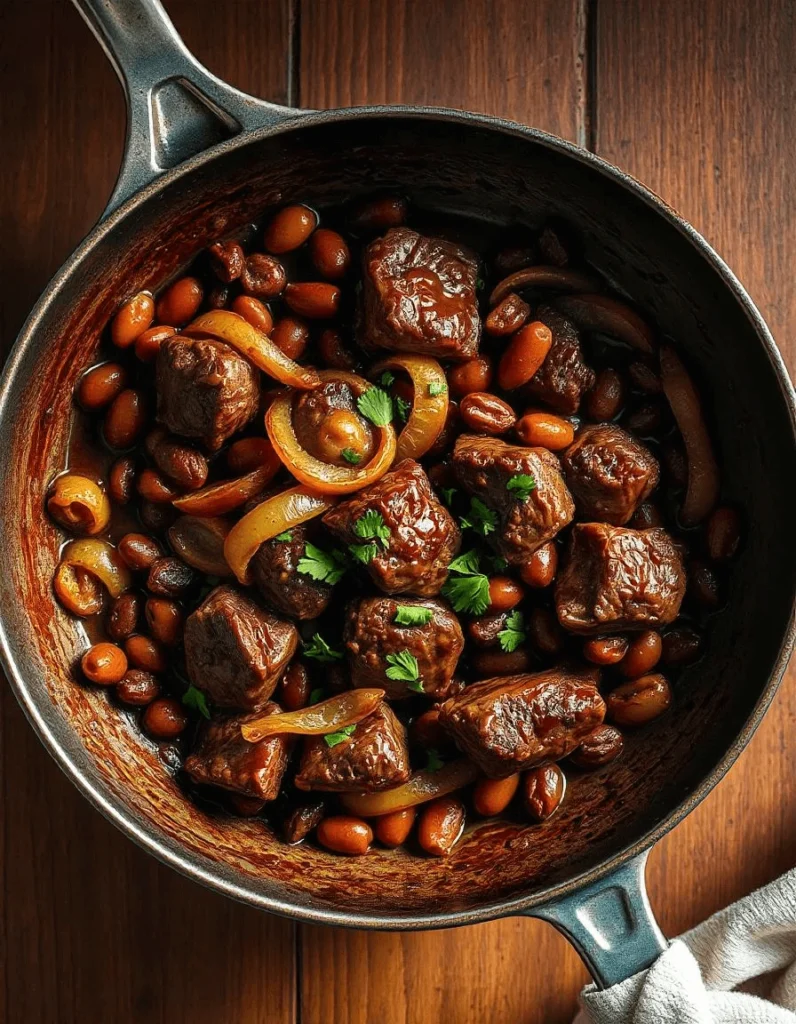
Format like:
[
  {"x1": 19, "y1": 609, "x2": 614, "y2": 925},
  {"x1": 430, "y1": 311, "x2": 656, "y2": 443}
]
[
  {"x1": 184, "y1": 585, "x2": 298, "y2": 710},
  {"x1": 184, "y1": 704, "x2": 288, "y2": 800},
  {"x1": 250, "y1": 523, "x2": 333, "y2": 620},
  {"x1": 439, "y1": 667, "x2": 605, "y2": 778},
  {"x1": 563, "y1": 424, "x2": 660, "y2": 525},
  {"x1": 524, "y1": 305, "x2": 595, "y2": 414},
  {"x1": 555, "y1": 523, "x2": 686, "y2": 634},
  {"x1": 452, "y1": 435, "x2": 574, "y2": 563},
  {"x1": 156, "y1": 334, "x2": 259, "y2": 451},
  {"x1": 295, "y1": 703, "x2": 410, "y2": 792},
  {"x1": 344, "y1": 596, "x2": 464, "y2": 699},
  {"x1": 322, "y1": 459, "x2": 460, "y2": 595},
  {"x1": 292, "y1": 380, "x2": 375, "y2": 467},
  {"x1": 362, "y1": 228, "x2": 480, "y2": 361}
]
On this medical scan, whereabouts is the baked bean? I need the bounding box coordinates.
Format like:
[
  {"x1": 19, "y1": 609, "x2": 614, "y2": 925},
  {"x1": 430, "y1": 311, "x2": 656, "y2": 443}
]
[
  {"x1": 317, "y1": 327, "x2": 357, "y2": 370},
  {"x1": 317, "y1": 815, "x2": 373, "y2": 856},
  {"x1": 626, "y1": 402, "x2": 663, "y2": 436},
  {"x1": 351, "y1": 196, "x2": 407, "y2": 232},
  {"x1": 111, "y1": 292, "x2": 154, "y2": 348},
  {"x1": 143, "y1": 697, "x2": 188, "y2": 739},
  {"x1": 284, "y1": 282, "x2": 340, "y2": 319},
  {"x1": 497, "y1": 322, "x2": 553, "y2": 391},
  {"x1": 417, "y1": 797, "x2": 465, "y2": 857},
  {"x1": 147, "y1": 427, "x2": 170, "y2": 460},
  {"x1": 260, "y1": 318, "x2": 307, "y2": 364},
  {"x1": 103, "y1": 389, "x2": 147, "y2": 450},
  {"x1": 485, "y1": 293, "x2": 530, "y2": 336},
  {"x1": 628, "y1": 360, "x2": 662, "y2": 394},
  {"x1": 207, "y1": 240, "x2": 245, "y2": 282},
  {"x1": 206, "y1": 284, "x2": 229, "y2": 309},
  {"x1": 54, "y1": 563, "x2": 103, "y2": 616},
  {"x1": 630, "y1": 501, "x2": 663, "y2": 529},
  {"x1": 569, "y1": 725, "x2": 624, "y2": 768},
  {"x1": 620, "y1": 630, "x2": 662, "y2": 678},
  {"x1": 77, "y1": 363, "x2": 128, "y2": 411},
  {"x1": 125, "y1": 634, "x2": 168, "y2": 674},
  {"x1": 689, "y1": 560, "x2": 721, "y2": 609},
  {"x1": 448, "y1": 356, "x2": 493, "y2": 398},
  {"x1": 426, "y1": 400, "x2": 460, "y2": 457},
  {"x1": 108, "y1": 591, "x2": 142, "y2": 641},
  {"x1": 231, "y1": 294, "x2": 274, "y2": 334},
  {"x1": 81, "y1": 642, "x2": 128, "y2": 685},
  {"x1": 515, "y1": 411, "x2": 574, "y2": 450},
  {"x1": 584, "y1": 367, "x2": 625, "y2": 421},
  {"x1": 283, "y1": 801, "x2": 326, "y2": 843},
  {"x1": 264, "y1": 204, "x2": 318, "y2": 253},
  {"x1": 494, "y1": 245, "x2": 536, "y2": 275},
  {"x1": 134, "y1": 324, "x2": 176, "y2": 363},
  {"x1": 241, "y1": 254, "x2": 287, "y2": 298},
  {"x1": 309, "y1": 228, "x2": 351, "y2": 280},
  {"x1": 607, "y1": 674, "x2": 672, "y2": 727},
  {"x1": 583, "y1": 635, "x2": 629, "y2": 666},
  {"x1": 47, "y1": 474, "x2": 110, "y2": 535},
  {"x1": 409, "y1": 709, "x2": 453, "y2": 752},
  {"x1": 108, "y1": 456, "x2": 136, "y2": 505},
  {"x1": 118, "y1": 532, "x2": 163, "y2": 571},
  {"x1": 137, "y1": 468, "x2": 181, "y2": 504},
  {"x1": 278, "y1": 661, "x2": 311, "y2": 711},
  {"x1": 152, "y1": 437, "x2": 208, "y2": 490},
  {"x1": 662, "y1": 444, "x2": 688, "y2": 488},
  {"x1": 145, "y1": 597, "x2": 183, "y2": 646},
  {"x1": 139, "y1": 499, "x2": 177, "y2": 533},
  {"x1": 706, "y1": 506, "x2": 741, "y2": 562},
  {"x1": 472, "y1": 647, "x2": 532, "y2": 677},
  {"x1": 374, "y1": 807, "x2": 417, "y2": 848},
  {"x1": 523, "y1": 763, "x2": 565, "y2": 821},
  {"x1": 224, "y1": 437, "x2": 273, "y2": 475},
  {"x1": 156, "y1": 276, "x2": 203, "y2": 327},
  {"x1": 229, "y1": 795, "x2": 267, "y2": 817},
  {"x1": 115, "y1": 668, "x2": 160, "y2": 706},
  {"x1": 528, "y1": 606, "x2": 564, "y2": 656},
  {"x1": 460, "y1": 392, "x2": 516, "y2": 435},
  {"x1": 487, "y1": 576, "x2": 524, "y2": 613},
  {"x1": 473, "y1": 774, "x2": 520, "y2": 817},
  {"x1": 467, "y1": 611, "x2": 509, "y2": 648},
  {"x1": 520, "y1": 542, "x2": 558, "y2": 588},
  {"x1": 147, "y1": 556, "x2": 196, "y2": 597},
  {"x1": 662, "y1": 626, "x2": 702, "y2": 666}
]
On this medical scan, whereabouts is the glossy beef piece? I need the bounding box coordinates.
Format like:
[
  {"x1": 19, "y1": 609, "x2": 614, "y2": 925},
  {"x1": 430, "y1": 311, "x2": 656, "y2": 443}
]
[
  {"x1": 250, "y1": 523, "x2": 333, "y2": 620},
  {"x1": 362, "y1": 228, "x2": 480, "y2": 361},
  {"x1": 452, "y1": 434, "x2": 574, "y2": 563},
  {"x1": 555, "y1": 523, "x2": 686, "y2": 634},
  {"x1": 184, "y1": 704, "x2": 288, "y2": 800},
  {"x1": 294, "y1": 703, "x2": 411, "y2": 792},
  {"x1": 439, "y1": 667, "x2": 605, "y2": 778},
  {"x1": 322, "y1": 459, "x2": 460, "y2": 595},
  {"x1": 524, "y1": 305, "x2": 595, "y2": 414},
  {"x1": 292, "y1": 379, "x2": 375, "y2": 465},
  {"x1": 344, "y1": 596, "x2": 464, "y2": 699},
  {"x1": 156, "y1": 334, "x2": 259, "y2": 451},
  {"x1": 563, "y1": 424, "x2": 660, "y2": 525},
  {"x1": 184, "y1": 585, "x2": 298, "y2": 710}
]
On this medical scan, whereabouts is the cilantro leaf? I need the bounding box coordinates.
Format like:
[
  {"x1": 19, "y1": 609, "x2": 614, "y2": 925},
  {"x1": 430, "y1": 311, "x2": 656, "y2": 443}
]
[
  {"x1": 349, "y1": 542, "x2": 379, "y2": 564},
  {"x1": 354, "y1": 509, "x2": 390, "y2": 547},
  {"x1": 428, "y1": 381, "x2": 447, "y2": 397},
  {"x1": 459, "y1": 496, "x2": 497, "y2": 537},
  {"x1": 498, "y1": 610, "x2": 527, "y2": 653},
  {"x1": 182, "y1": 684, "x2": 210, "y2": 719},
  {"x1": 507, "y1": 474, "x2": 537, "y2": 502},
  {"x1": 303, "y1": 633, "x2": 344, "y2": 663},
  {"x1": 476, "y1": 277, "x2": 486, "y2": 290},
  {"x1": 487, "y1": 554, "x2": 509, "y2": 572},
  {"x1": 385, "y1": 649, "x2": 420, "y2": 683},
  {"x1": 394, "y1": 605, "x2": 433, "y2": 626},
  {"x1": 309, "y1": 687, "x2": 326, "y2": 705},
  {"x1": 325, "y1": 723, "x2": 357, "y2": 747},
  {"x1": 441, "y1": 487, "x2": 458, "y2": 507},
  {"x1": 297, "y1": 543, "x2": 347, "y2": 585},
  {"x1": 379, "y1": 371, "x2": 395, "y2": 388},
  {"x1": 274, "y1": 531, "x2": 293, "y2": 542},
  {"x1": 341, "y1": 447, "x2": 363, "y2": 465},
  {"x1": 357, "y1": 386, "x2": 393, "y2": 426},
  {"x1": 407, "y1": 678, "x2": 425, "y2": 694},
  {"x1": 442, "y1": 550, "x2": 491, "y2": 615},
  {"x1": 425, "y1": 748, "x2": 444, "y2": 772},
  {"x1": 448, "y1": 549, "x2": 483, "y2": 575},
  {"x1": 393, "y1": 395, "x2": 411, "y2": 424}
]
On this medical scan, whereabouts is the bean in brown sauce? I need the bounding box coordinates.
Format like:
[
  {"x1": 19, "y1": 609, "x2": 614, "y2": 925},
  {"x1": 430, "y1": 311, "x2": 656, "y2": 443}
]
[
  {"x1": 111, "y1": 292, "x2": 154, "y2": 349},
  {"x1": 156, "y1": 276, "x2": 203, "y2": 327},
  {"x1": 374, "y1": 808, "x2": 417, "y2": 848},
  {"x1": 143, "y1": 697, "x2": 188, "y2": 739},
  {"x1": 606, "y1": 674, "x2": 672, "y2": 727},
  {"x1": 147, "y1": 557, "x2": 196, "y2": 597},
  {"x1": 116, "y1": 669, "x2": 160, "y2": 707},
  {"x1": 448, "y1": 357, "x2": 493, "y2": 398},
  {"x1": 108, "y1": 592, "x2": 142, "y2": 641},
  {"x1": 350, "y1": 195, "x2": 407, "y2": 232},
  {"x1": 460, "y1": 392, "x2": 516, "y2": 435},
  {"x1": 317, "y1": 328, "x2": 357, "y2": 370},
  {"x1": 569, "y1": 725, "x2": 624, "y2": 768},
  {"x1": 271, "y1": 316, "x2": 310, "y2": 361},
  {"x1": 136, "y1": 468, "x2": 181, "y2": 504},
  {"x1": 284, "y1": 802, "x2": 326, "y2": 844},
  {"x1": 523, "y1": 763, "x2": 565, "y2": 821},
  {"x1": 108, "y1": 456, "x2": 136, "y2": 505},
  {"x1": 125, "y1": 634, "x2": 168, "y2": 674},
  {"x1": 81, "y1": 642, "x2": 128, "y2": 685},
  {"x1": 207, "y1": 240, "x2": 245, "y2": 282},
  {"x1": 706, "y1": 506, "x2": 741, "y2": 562},
  {"x1": 316, "y1": 816, "x2": 372, "y2": 856},
  {"x1": 118, "y1": 532, "x2": 163, "y2": 571},
  {"x1": 278, "y1": 661, "x2": 311, "y2": 711},
  {"x1": 473, "y1": 775, "x2": 520, "y2": 817},
  {"x1": 145, "y1": 597, "x2": 184, "y2": 647},
  {"x1": 520, "y1": 542, "x2": 558, "y2": 588},
  {"x1": 134, "y1": 324, "x2": 176, "y2": 363},
  {"x1": 77, "y1": 363, "x2": 128, "y2": 411},
  {"x1": 241, "y1": 254, "x2": 287, "y2": 298},
  {"x1": 309, "y1": 229, "x2": 351, "y2": 280},
  {"x1": 527, "y1": 606, "x2": 564, "y2": 656},
  {"x1": 264, "y1": 205, "x2": 318, "y2": 253},
  {"x1": 417, "y1": 797, "x2": 465, "y2": 857},
  {"x1": 231, "y1": 294, "x2": 274, "y2": 334},
  {"x1": 620, "y1": 630, "x2": 662, "y2": 678},
  {"x1": 661, "y1": 626, "x2": 702, "y2": 666},
  {"x1": 472, "y1": 647, "x2": 532, "y2": 677},
  {"x1": 584, "y1": 368, "x2": 625, "y2": 421},
  {"x1": 583, "y1": 635, "x2": 629, "y2": 666},
  {"x1": 284, "y1": 282, "x2": 340, "y2": 319},
  {"x1": 485, "y1": 293, "x2": 530, "y2": 336},
  {"x1": 103, "y1": 389, "x2": 147, "y2": 449}
]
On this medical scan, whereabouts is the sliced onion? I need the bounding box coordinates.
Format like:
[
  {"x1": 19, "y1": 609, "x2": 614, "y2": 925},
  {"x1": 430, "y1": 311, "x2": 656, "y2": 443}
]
[
  {"x1": 224, "y1": 485, "x2": 336, "y2": 584},
  {"x1": 241, "y1": 689, "x2": 385, "y2": 742},
  {"x1": 554, "y1": 293, "x2": 655, "y2": 354},
  {"x1": 168, "y1": 516, "x2": 232, "y2": 576},
  {"x1": 660, "y1": 345, "x2": 719, "y2": 526},
  {"x1": 172, "y1": 454, "x2": 280, "y2": 517},
  {"x1": 340, "y1": 759, "x2": 479, "y2": 817},
  {"x1": 489, "y1": 266, "x2": 598, "y2": 306},
  {"x1": 371, "y1": 355, "x2": 448, "y2": 461},
  {"x1": 58, "y1": 539, "x2": 132, "y2": 601},
  {"x1": 53, "y1": 563, "x2": 104, "y2": 617},
  {"x1": 47, "y1": 474, "x2": 111, "y2": 536},
  {"x1": 186, "y1": 310, "x2": 320, "y2": 390}
]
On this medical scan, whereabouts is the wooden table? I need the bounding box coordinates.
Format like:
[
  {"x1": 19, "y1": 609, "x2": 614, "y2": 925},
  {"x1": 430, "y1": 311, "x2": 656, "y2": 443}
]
[{"x1": 2, "y1": 2, "x2": 794, "y2": 1021}]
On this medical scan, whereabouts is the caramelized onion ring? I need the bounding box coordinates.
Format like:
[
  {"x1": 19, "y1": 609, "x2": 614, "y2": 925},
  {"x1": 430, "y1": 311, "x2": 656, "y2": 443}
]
[
  {"x1": 489, "y1": 266, "x2": 598, "y2": 306},
  {"x1": 47, "y1": 474, "x2": 111, "y2": 536},
  {"x1": 55, "y1": 539, "x2": 132, "y2": 617},
  {"x1": 172, "y1": 444, "x2": 281, "y2": 517},
  {"x1": 340, "y1": 759, "x2": 479, "y2": 817},
  {"x1": 554, "y1": 293, "x2": 655, "y2": 354},
  {"x1": 224, "y1": 485, "x2": 336, "y2": 585},
  {"x1": 241, "y1": 689, "x2": 385, "y2": 742},
  {"x1": 186, "y1": 310, "x2": 320, "y2": 389},
  {"x1": 371, "y1": 355, "x2": 448, "y2": 461}
]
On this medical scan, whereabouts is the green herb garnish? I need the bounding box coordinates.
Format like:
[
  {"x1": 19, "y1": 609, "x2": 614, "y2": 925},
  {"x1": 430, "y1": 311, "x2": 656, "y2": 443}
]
[
  {"x1": 357, "y1": 386, "x2": 394, "y2": 426},
  {"x1": 442, "y1": 550, "x2": 491, "y2": 616},
  {"x1": 487, "y1": 554, "x2": 509, "y2": 572},
  {"x1": 406, "y1": 678, "x2": 425, "y2": 694},
  {"x1": 303, "y1": 633, "x2": 344, "y2": 663},
  {"x1": 325, "y1": 724, "x2": 357, "y2": 747},
  {"x1": 459, "y1": 496, "x2": 497, "y2": 537},
  {"x1": 498, "y1": 610, "x2": 527, "y2": 653},
  {"x1": 394, "y1": 605, "x2": 433, "y2": 626},
  {"x1": 379, "y1": 371, "x2": 395, "y2": 388},
  {"x1": 425, "y1": 748, "x2": 444, "y2": 772},
  {"x1": 385, "y1": 649, "x2": 421, "y2": 683},
  {"x1": 341, "y1": 448, "x2": 363, "y2": 465},
  {"x1": 182, "y1": 684, "x2": 210, "y2": 719},
  {"x1": 297, "y1": 543, "x2": 347, "y2": 585},
  {"x1": 441, "y1": 486, "x2": 458, "y2": 507},
  {"x1": 428, "y1": 381, "x2": 447, "y2": 397},
  {"x1": 349, "y1": 542, "x2": 379, "y2": 565},
  {"x1": 393, "y1": 395, "x2": 411, "y2": 424},
  {"x1": 274, "y1": 531, "x2": 293, "y2": 542},
  {"x1": 354, "y1": 509, "x2": 390, "y2": 547},
  {"x1": 309, "y1": 688, "x2": 326, "y2": 705},
  {"x1": 507, "y1": 473, "x2": 537, "y2": 502}
]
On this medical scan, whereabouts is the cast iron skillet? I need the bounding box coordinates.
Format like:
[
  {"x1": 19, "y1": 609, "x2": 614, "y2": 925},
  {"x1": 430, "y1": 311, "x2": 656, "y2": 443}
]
[{"x1": 2, "y1": 0, "x2": 795, "y2": 989}]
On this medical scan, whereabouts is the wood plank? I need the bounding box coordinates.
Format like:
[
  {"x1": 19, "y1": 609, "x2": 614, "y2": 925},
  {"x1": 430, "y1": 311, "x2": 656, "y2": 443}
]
[
  {"x1": 0, "y1": 3, "x2": 296, "y2": 1022},
  {"x1": 594, "y1": 0, "x2": 796, "y2": 938}
]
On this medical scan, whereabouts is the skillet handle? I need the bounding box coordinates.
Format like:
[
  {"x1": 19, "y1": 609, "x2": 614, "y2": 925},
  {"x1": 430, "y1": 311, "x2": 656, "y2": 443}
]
[
  {"x1": 71, "y1": 0, "x2": 303, "y2": 217},
  {"x1": 521, "y1": 850, "x2": 668, "y2": 989}
]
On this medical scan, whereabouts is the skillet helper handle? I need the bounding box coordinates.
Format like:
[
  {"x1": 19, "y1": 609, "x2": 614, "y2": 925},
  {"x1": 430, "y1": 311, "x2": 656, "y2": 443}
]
[
  {"x1": 71, "y1": 0, "x2": 302, "y2": 217},
  {"x1": 523, "y1": 851, "x2": 667, "y2": 989}
]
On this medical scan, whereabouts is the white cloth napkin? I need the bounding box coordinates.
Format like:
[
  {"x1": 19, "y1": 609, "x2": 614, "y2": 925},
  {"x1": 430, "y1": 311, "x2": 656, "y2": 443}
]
[{"x1": 575, "y1": 868, "x2": 796, "y2": 1023}]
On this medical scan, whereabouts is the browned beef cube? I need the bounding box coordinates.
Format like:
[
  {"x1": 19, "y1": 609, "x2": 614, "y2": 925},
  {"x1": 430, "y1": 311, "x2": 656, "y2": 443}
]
[
  {"x1": 156, "y1": 334, "x2": 259, "y2": 451},
  {"x1": 322, "y1": 459, "x2": 461, "y2": 595},
  {"x1": 452, "y1": 435, "x2": 574, "y2": 563},
  {"x1": 184, "y1": 585, "x2": 298, "y2": 710},
  {"x1": 524, "y1": 305, "x2": 595, "y2": 414},
  {"x1": 562, "y1": 424, "x2": 660, "y2": 525},
  {"x1": 438, "y1": 667, "x2": 605, "y2": 778},
  {"x1": 294, "y1": 703, "x2": 411, "y2": 793},
  {"x1": 555, "y1": 523, "x2": 686, "y2": 634},
  {"x1": 250, "y1": 523, "x2": 333, "y2": 620},
  {"x1": 344, "y1": 596, "x2": 464, "y2": 699},
  {"x1": 362, "y1": 228, "x2": 481, "y2": 361}
]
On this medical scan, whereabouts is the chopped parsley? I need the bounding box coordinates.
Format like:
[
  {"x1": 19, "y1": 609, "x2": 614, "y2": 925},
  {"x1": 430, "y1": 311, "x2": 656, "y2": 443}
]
[
  {"x1": 393, "y1": 395, "x2": 411, "y2": 424},
  {"x1": 459, "y1": 496, "x2": 497, "y2": 537},
  {"x1": 357, "y1": 385, "x2": 394, "y2": 426},
  {"x1": 303, "y1": 633, "x2": 344, "y2": 663},
  {"x1": 476, "y1": 277, "x2": 486, "y2": 290},
  {"x1": 325, "y1": 724, "x2": 357, "y2": 747},
  {"x1": 182, "y1": 684, "x2": 210, "y2": 719},
  {"x1": 349, "y1": 541, "x2": 379, "y2": 565},
  {"x1": 385, "y1": 649, "x2": 420, "y2": 683},
  {"x1": 353, "y1": 509, "x2": 390, "y2": 547},
  {"x1": 498, "y1": 610, "x2": 527, "y2": 653},
  {"x1": 425, "y1": 748, "x2": 444, "y2": 772},
  {"x1": 406, "y1": 678, "x2": 425, "y2": 694},
  {"x1": 441, "y1": 486, "x2": 458, "y2": 507},
  {"x1": 441, "y1": 550, "x2": 491, "y2": 616},
  {"x1": 379, "y1": 370, "x2": 395, "y2": 388},
  {"x1": 507, "y1": 473, "x2": 537, "y2": 502},
  {"x1": 274, "y1": 531, "x2": 293, "y2": 542},
  {"x1": 309, "y1": 687, "x2": 326, "y2": 705},
  {"x1": 394, "y1": 605, "x2": 433, "y2": 626},
  {"x1": 297, "y1": 543, "x2": 347, "y2": 585},
  {"x1": 341, "y1": 447, "x2": 363, "y2": 465},
  {"x1": 428, "y1": 381, "x2": 447, "y2": 397}
]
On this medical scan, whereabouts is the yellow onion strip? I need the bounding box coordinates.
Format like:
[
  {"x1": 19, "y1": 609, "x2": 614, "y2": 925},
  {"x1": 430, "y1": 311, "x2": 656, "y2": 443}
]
[
  {"x1": 489, "y1": 265, "x2": 598, "y2": 306},
  {"x1": 168, "y1": 516, "x2": 233, "y2": 576},
  {"x1": 224, "y1": 484, "x2": 336, "y2": 585},
  {"x1": 172, "y1": 443, "x2": 281, "y2": 517},
  {"x1": 371, "y1": 355, "x2": 448, "y2": 461},
  {"x1": 340, "y1": 759, "x2": 479, "y2": 817},
  {"x1": 660, "y1": 345, "x2": 719, "y2": 526},
  {"x1": 57, "y1": 538, "x2": 132, "y2": 611},
  {"x1": 265, "y1": 371, "x2": 397, "y2": 495},
  {"x1": 47, "y1": 474, "x2": 111, "y2": 536},
  {"x1": 242, "y1": 689, "x2": 385, "y2": 742},
  {"x1": 186, "y1": 310, "x2": 320, "y2": 390}
]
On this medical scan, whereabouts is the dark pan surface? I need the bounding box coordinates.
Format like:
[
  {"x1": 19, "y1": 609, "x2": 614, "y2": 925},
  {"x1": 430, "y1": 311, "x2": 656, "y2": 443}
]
[{"x1": 1, "y1": 110, "x2": 794, "y2": 927}]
